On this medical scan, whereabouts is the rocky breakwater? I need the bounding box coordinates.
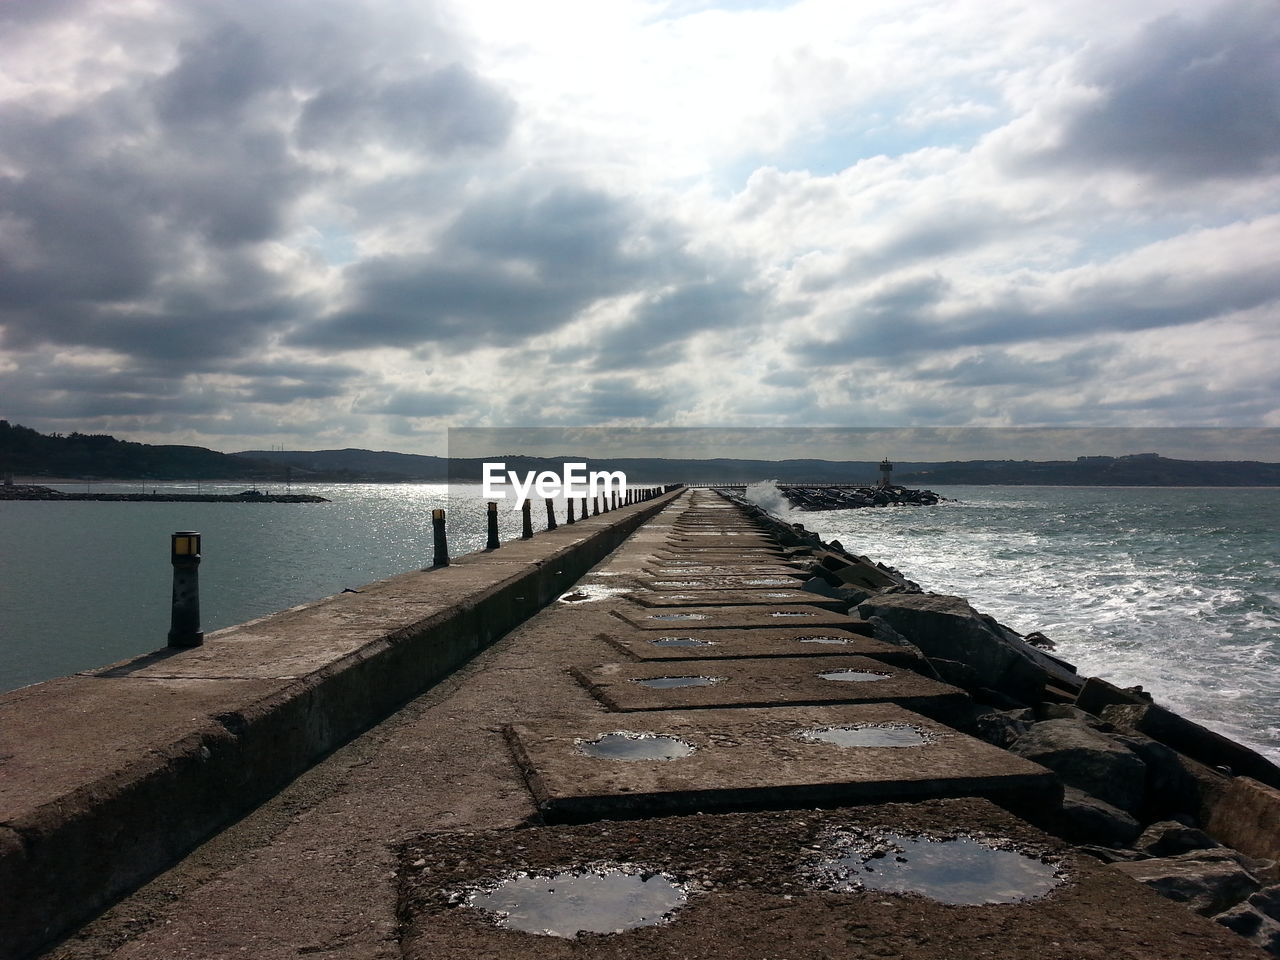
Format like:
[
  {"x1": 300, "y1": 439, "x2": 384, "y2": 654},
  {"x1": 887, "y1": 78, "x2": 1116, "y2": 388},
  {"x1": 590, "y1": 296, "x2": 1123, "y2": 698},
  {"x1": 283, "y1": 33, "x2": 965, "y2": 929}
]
[
  {"x1": 0, "y1": 483, "x2": 328, "y2": 503},
  {"x1": 781, "y1": 483, "x2": 943, "y2": 511},
  {"x1": 728, "y1": 492, "x2": 1280, "y2": 957}
]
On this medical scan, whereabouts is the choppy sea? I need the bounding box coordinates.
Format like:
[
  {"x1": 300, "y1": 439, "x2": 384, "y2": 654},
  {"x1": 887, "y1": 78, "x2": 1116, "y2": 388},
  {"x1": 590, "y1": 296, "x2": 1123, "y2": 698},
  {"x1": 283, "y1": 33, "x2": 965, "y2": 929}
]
[{"x1": 746, "y1": 482, "x2": 1280, "y2": 761}]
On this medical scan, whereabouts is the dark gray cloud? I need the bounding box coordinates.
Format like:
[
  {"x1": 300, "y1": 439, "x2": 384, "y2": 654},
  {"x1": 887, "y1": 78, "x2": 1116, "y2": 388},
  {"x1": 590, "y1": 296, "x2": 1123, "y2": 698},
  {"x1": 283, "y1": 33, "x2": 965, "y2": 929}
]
[
  {"x1": 566, "y1": 379, "x2": 668, "y2": 422},
  {"x1": 1026, "y1": 0, "x2": 1280, "y2": 182},
  {"x1": 298, "y1": 63, "x2": 514, "y2": 154},
  {"x1": 360, "y1": 389, "x2": 472, "y2": 417},
  {"x1": 916, "y1": 347, "x2": 1110, "y2": 388},
  {"x1": 590, "y1": 277, "x2": 767, "y2": 370},
  {"x1": 790, "y1": 257, "x2": 1280, "y2": 366},
  {"x1": 292, "y1": 180, "x2": 750, "y2": 356}
]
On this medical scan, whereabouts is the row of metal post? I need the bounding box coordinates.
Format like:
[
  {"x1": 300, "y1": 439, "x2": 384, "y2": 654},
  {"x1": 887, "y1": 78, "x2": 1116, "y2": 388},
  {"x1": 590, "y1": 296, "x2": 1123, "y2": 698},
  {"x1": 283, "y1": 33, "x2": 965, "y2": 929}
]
[{"x1": 166, "y1": 485, "x2": 680, "y2": 649}]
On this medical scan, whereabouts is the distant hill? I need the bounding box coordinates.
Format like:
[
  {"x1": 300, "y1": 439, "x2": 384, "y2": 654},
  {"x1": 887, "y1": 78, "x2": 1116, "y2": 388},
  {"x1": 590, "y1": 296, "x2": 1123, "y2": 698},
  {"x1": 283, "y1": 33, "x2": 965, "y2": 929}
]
[
  {"x1": 0, "y1": 421, "x2": 278, "y2": 480},
  {"x1": 239, "y1": 447, "x2": 1280, "y2": 486},
  {"x1": 5, "y1": 422, "x2": 1278, "y2": 485},
  {"x1": 896, "y1": 454, "x2": 1280, "y2": 486}
]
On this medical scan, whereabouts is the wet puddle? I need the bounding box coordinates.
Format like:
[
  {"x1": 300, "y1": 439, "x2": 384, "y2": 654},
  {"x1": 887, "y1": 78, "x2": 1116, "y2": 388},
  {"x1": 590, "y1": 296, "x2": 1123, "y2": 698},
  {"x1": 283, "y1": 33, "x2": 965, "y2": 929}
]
[
  {"x1": 465, "y1": 866, "x2": 689, "y2": 937},
  {"x1": 632, "y1": 675, "x2": 724, "y2": 689},
  {"x1": 797, "y1": 724, "x2": 934, "y2": 748},
  {"x1": 743, "y1": 578, "x2": 796, "y2": 586},
  {"x1": 576, "y1": 732, "x2": 696, "y2": 761},
  {"x1": 797, "y1": 636, "x2": 853, "y2": 645},
  {"x1": 770, "y1": 611, "x2": 815, "y2": 618},
  {"x1": 558, "y1": 584, "x2": 630, "y2": 603},
  {"x1": 649, "y1": 612, "x2": 711, "y2": 621},
  {"x1": 648, "y1": 636, "x2": 717, "y2": 647},
  {"x1": 818, "y1": 669, "x2": 889, "y2": 682},
  {"x1": 812, "y1": 832, "x2": 1065, "y2": 905}
]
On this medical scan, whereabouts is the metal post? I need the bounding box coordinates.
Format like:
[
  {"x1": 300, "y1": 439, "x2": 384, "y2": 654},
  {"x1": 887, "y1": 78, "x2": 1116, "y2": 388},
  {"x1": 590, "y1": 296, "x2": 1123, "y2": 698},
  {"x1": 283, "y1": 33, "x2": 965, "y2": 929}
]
[
  {"x1": 521, "y1": 499, "x2": 533, "y2": 539},
  {"x1": 486, "y1": 501, "x2": 500, "y2": 549},
  {"x1": 592, "y1": 496, "x2": 600, "y2": 516},
  {"x1": 168, "y1": 531, "x2": 203, "y2": 647},
  {"x1": 545, "y1": 497, "x2": 557, "y2": 531},
  {"x1": 431, "y1": 508, "x2": 449, "y2": 567},
  {"x1": 580, "y1": 496, "x2": 588, "y2": 520},
  {"x1": 566, "y1": 498, "x2": 576, "y2": 524}
]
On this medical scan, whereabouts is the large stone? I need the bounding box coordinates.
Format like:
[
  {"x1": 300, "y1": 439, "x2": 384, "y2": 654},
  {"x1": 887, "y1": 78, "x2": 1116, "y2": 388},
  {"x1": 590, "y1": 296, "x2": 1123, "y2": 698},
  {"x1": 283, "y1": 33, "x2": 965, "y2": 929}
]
[
  {"x1": 973, "y1": 708, "x2": 1034, "y2": 749},
  {"x1": 1114, "y1": 732, "x2": 1210, "y2": 823},
  {"x1": 1206, "y1": 777, "x2": 1280, "y2": 863},
  {"x1": 1213, "y1": 902, "x2": 1280, "y2": 957},
  {"x1": 1009, "y1": 718, "x2": 1147, "y2": 813},
  {"x1": 1135, "y1": 820, "x2": 1221, "y2": 857},
  {"x1": 1113, "y1": 852, "x2": 1262, "y2": 917},
  {"x1": 1102, "y1": 703, "x2": 1280, "y2": 791},
  {"x1": 857, "y1": 593, "x2": 1047, "y2": 704},
  {"x1": 1056, "y1": 786, "x2": 1143, "y2": 846}
]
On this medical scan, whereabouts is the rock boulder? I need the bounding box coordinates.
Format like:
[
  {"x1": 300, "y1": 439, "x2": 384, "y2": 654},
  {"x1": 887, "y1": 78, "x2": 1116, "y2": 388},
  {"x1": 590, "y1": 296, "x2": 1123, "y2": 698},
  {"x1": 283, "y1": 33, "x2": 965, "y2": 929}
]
[{"x1": 1009, "y1": 718, "x2": 1147, "y2": 813}]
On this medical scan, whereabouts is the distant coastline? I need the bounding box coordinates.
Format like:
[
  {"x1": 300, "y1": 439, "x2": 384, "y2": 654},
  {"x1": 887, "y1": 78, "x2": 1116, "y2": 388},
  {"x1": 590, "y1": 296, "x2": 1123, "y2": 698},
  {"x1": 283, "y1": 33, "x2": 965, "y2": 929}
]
[{"x1": 3, "y1": 421, "x2": 1279, "y2": 487}]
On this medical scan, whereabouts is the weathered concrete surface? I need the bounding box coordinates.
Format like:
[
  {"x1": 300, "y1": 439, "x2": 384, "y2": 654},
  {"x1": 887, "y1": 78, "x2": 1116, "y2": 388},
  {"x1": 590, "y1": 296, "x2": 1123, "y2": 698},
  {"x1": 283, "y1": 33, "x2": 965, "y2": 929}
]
[
  {"x1": 640, "y1": 574, "x2": 808, "y2": 588},
  {"x1": 601, "y1": 627, "x2": 924, "y2": 667},
  {"x1": 507, "y1": 704, "x2": 1060, "y2": 821},
  {"x1": 400, "y1": 799, "x2": 1260, "y2": 959},
  {"x1": 629, "y1": 589, "x2": 845, "y2": 609},
  {"x1": 1, "y1": 491, "x2": 680, "y2": 960},
  {"x1": 613, "y1": 603, "x2": 856, "y2": 631},
  {"x1": 573, "y1": 656, "x2": 969, "y2": 718}
]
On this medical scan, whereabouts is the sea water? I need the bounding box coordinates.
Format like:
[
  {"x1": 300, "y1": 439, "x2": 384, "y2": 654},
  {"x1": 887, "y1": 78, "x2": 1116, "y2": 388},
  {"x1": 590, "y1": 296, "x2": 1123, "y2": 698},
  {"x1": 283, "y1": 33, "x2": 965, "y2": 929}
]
[
  {"x1": 0, "y1": 482, "x2": 523, "y2": 691},
  {"x1": 3, "y1": 483, "x2": 1278, "y2": 764},
  {"x1": 747, "y1": 483, "x2": 1280, "y2": 761}
]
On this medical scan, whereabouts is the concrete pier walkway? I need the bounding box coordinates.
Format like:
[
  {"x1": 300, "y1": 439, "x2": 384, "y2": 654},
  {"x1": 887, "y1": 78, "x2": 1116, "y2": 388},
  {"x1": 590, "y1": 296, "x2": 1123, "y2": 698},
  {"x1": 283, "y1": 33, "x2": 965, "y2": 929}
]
[{"x1": 10, "y1": 491, "x2": 1265, "y2": 959}]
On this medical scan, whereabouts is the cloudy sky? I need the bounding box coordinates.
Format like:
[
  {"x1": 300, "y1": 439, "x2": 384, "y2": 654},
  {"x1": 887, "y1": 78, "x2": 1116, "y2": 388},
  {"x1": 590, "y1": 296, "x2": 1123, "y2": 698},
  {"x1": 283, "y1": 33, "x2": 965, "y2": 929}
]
[{"x1": 1, "y1": 0, "x2": 1278, "y2": 456}]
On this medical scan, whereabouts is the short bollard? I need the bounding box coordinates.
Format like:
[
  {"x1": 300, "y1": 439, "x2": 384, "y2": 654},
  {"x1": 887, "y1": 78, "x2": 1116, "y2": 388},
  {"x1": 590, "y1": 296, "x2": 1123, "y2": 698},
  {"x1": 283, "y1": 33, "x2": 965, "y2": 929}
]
[
  {"x1": 486, "y1": 501, "x2": 500, "y2": 549},
  {"x1": 521, "y1": 499, "x2": 533, "y2": 539},
  {"x1": 580, "y1": 496, "x2": 588, "y2": 519},
  {"x1": 431, "y1": 508, "x2": 449, "y2": 567},
  {"x1": 566, "y1": 499, "x2": 576, "y2": 524},
  {"x1": 545, "y1": 497, "x2": 557, "y2": 530},
  {"x1": 168, "y1": 531, "x2": 203, "y2": 648},
  {"x1": 592, "y1": 496, "x2": 600, "y2": 516}
]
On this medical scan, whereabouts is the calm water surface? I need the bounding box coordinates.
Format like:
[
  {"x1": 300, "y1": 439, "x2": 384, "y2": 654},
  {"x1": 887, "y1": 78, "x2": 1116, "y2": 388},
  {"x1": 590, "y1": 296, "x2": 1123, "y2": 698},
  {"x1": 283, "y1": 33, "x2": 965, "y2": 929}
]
[{"x1": 0, "y1": 482, "x2": 533, "y2": 691}]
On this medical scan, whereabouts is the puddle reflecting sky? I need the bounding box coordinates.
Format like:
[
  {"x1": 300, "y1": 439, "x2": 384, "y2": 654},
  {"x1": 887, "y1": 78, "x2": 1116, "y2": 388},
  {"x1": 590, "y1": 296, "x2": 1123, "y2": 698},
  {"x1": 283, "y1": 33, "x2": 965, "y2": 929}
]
[
  {"x1": 797, "y1": 724, "x2": 933, "y2": 747},
  {"x1": 466, "y1": 867, "x2": 688, "y2": 937},
  {"x1": 632, "y1": 675, "x2": 723, "y2": 689},
  {"x1": 648, "y1": 636, "x2": 716, "y2": 647},
  {"x1": 797, "y1": 636, "x2": 852, "y2": 645},
  {"x1": 576, "y1": 732, "x2": 696, "y2": 761},
  {"x1": 818, "y1": 669, "x2": 889, "y2": 682},
  {"x1": 816, "y1": 833, "x2": 1064, "y2": 905},
  {"x1": 649, "y1": 612, "x2": 710, "y2": 620}
]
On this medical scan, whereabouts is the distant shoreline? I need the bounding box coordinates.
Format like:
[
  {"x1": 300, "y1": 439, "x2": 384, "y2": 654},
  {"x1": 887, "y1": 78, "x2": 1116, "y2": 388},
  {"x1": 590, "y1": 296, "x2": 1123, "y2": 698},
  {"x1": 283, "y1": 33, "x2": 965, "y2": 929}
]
[{"x1": 0, "y1": 484, "x2": 328, "y2": 503}]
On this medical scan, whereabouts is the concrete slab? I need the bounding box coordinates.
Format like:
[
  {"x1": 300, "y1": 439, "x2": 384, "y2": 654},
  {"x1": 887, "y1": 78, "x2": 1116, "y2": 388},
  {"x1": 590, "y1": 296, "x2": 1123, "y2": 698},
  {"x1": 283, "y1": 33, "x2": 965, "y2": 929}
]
[
  {"x1": 641, "y1": 575, "x2": 815, "y2": 589},
  {"x1": 573, "y1": 656, "x2": 968, "y2": 719},
  {"x1": 613, "y1": 603, "x2": 856, "y2": 631},
  {"x1": 399, "y1": 798, "x2": 1259, "y2": 958},
  {"x1": 601, "y1": 627, "x2": 928, "y2": 668},
  {"x1": 630, "y1": 590, "x2": 844, "y2": 610},
  {"x1": 506, "y1": 706, "x2": 1056, "y2": 821},
  {"x1": 644, "y1": 564, "x2": 806, "y2": 579},
  {"x1": 655, "y1": 547, "x2": 783, "y2": 557}
]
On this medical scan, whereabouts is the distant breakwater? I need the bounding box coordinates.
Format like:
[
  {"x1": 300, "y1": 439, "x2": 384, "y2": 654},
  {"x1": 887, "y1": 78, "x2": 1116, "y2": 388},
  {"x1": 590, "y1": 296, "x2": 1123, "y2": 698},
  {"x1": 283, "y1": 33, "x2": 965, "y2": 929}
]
[
  {"x1": 780, "y1": 483, "x2": 943, "y2": 510},
  {"x1": 0, "y1": 484, "x2": 328, "y2": 503}
]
